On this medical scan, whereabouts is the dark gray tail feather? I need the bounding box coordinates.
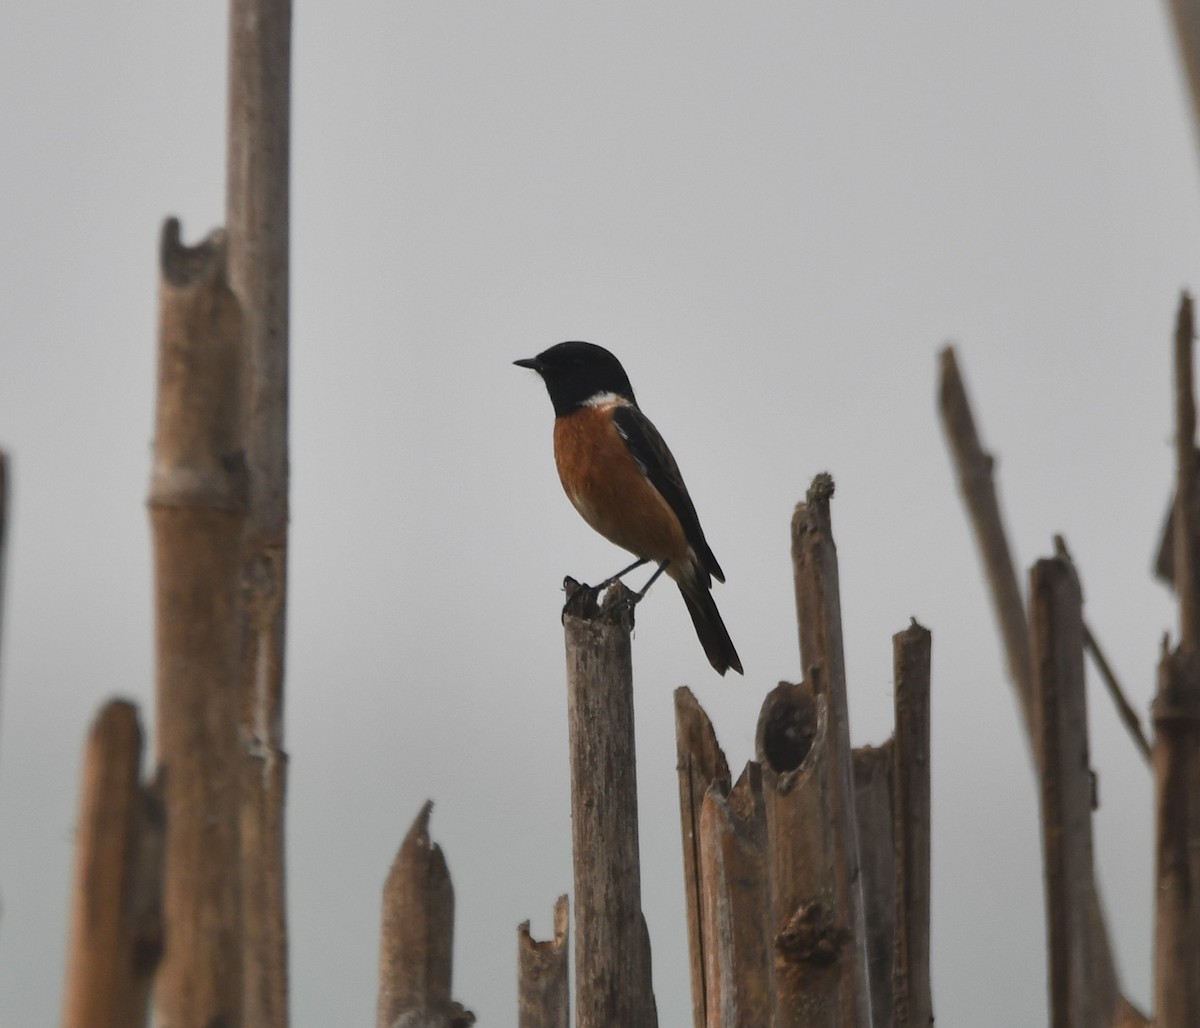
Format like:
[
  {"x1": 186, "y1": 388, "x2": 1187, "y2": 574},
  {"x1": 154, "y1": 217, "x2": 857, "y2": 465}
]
[{"x1": 679, "y1": 581, "x2": 743, "y2": 676}]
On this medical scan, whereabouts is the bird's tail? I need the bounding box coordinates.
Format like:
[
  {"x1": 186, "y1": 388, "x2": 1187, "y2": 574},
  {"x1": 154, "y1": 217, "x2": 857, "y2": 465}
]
[{"x1": 679, "y1": 578, "x2": 743, "y2": 676}]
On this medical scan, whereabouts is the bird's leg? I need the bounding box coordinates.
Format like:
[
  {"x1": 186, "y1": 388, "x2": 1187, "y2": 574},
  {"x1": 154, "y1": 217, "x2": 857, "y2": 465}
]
[
  {"x1": 630, "y1": 561, "x2": 670, "y2": 603},
  {"x1": 595, "y1": 556, "x2": 650, "y2": 592}
]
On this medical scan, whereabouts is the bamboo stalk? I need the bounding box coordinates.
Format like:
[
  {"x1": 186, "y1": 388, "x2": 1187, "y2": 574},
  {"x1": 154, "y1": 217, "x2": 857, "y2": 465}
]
[
  {"x1": 892, "y1": 621, "x2": 933, "y2": 1028},
  {"x1": 149, "y1": 218, "x2": 247, "y2": 1028},
  {"x1": 0, "y1": 451, "x2": 7, "y2": 706},
  {"x1": 1031, "y1": 558, "x2": 1098, "y2": 1028},
  {"x1": 226, "y1": 3, "x2": 292, "y2": 1025},
  {"x1": 757, "y1": 680, "x2": 854, "y2": 1026},
  {"x1": 938, "y1": 345, "x2": 1145, "y2": 1028},
  {"x1": 562, "y1": 578, "x2": 658, "y2": 1028},
  {"x1": 61, "y1": 701, "x2": 162, "y2": 1028},
  {"x1": 698, "y1": 763, "x2": 773, "y2": 1028},
  {"x1": 938, "y1": 347, "x2": 1035, "y2": 741},
  {"x1": 851, "y1": 743, "x2": 895, "y2": 1028},
  {"x1": 675, "y1": 685, "x2": 732, "y2": 1028},
  {"x1": 1153, "y1": 292, "x2": 1200, "y2": 1027},
  {"x1": 790, "y1": 475, "x2": 871, "y2": 1026},
  {"x1": 517, "y1": 896, "x2": 569, "y2": 1028},
  {"x1": 377, "y1": 802, "x2": 474, "y2": 1028}
]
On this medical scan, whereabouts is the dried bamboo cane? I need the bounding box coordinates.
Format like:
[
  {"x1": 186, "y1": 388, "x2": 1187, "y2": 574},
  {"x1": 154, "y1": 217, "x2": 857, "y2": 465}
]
[
  {"x1": 1168, "y1": 0, "x2": 1200, "y2": 166},
  {"x1": 852, "y1": 743, "x2": 894, "y2": 1027},
  {"x1": 675, "y1": 685, "x2": 733, "y2": 1027},
  {"x1": 377, "y1": 802, "x2": 474, "y2": 1028},
  {"x1": 1153, "y1": 293, "x2": 1200, "y2": 1027},
  {"x1": 0, "y1": 451, "x2": 7, "y2": 701},
  {"x1": 149, "y1": 219, "x2": 247, "y2": 1028},
  {"x1": 61, "y1": 701, "x2": 163, "y2": 1028},
  {"x1": 788, "y1": 475, "x2": 871, "y2": 1026},
  {"x1": 226, "y1": 3, "x2": 292, "y2": 1025},
  {"x1": 891, "y1": 622, "x2": 933, "y2": 1028},
  {"x1": 1031, "y1": 557, "x2": 1098, "y2": 1028},
  {"x1": 698, "y1": 764, "x2": 773, "y2": 1027},
  {"x1": 517, "y1": 896, "x2": 570, "y2": 1028},
  {"x1": 562, "y1": 578, "x2": 658, "y2": 1028}
]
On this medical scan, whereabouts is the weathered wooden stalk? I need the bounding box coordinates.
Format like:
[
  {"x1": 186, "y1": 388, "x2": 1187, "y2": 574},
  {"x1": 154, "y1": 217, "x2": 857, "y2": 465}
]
[
  {"x1": 61, "y1": 701, "x2": 163, "y2": 1028},
  {"x1": 851, "y1": 743, "x2": 895, "y2": 1027},
  {"x1": 1031, "y1": 558, "x2": 1097, "y2": 1028},
  {"x1": 891, "y1": 622, "x2": 933, "y2": 1028},
  {"x1": 149, "y1": 219, "x2": 247, "y2": 1028},
  {"x1": 788, "y1": 475, "x2": 871, "y2": 1026},
  {"x1": 1153, "y1": 292, "x2": 1200, "y2": 1028},
  {"x1": 675, "y1": 685, "x2": 733, "y2": 1028},
  {"x1": 377, "y1": 802, "x2": 473, "y2": 1028},
  {"x1": 226, "y1": 2, "x2": 292, "y2": 1025},
  {"x1": 698, "y1": 763, "x2": 773, "y2": 1028},
  {"x1": 517, "y1": 896, "x2": 570, "y2": 1028},
  {"x1": 562, "y1": 579, "x2": 658, "y2": 1028}
]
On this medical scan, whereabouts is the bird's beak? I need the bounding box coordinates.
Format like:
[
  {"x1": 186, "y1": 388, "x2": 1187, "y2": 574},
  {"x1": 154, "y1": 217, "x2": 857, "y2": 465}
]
[{"x1": 513, "y1": 357, "x2": 543, "y2": 372}]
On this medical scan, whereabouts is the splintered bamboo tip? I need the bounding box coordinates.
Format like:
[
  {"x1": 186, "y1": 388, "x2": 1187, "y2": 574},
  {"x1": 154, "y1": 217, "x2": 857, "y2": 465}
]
[
  {"x1": 561, "y1": 576, "x2": 635, "y2": 629},
  {"x1": 159, "y1": 217, "x2": 227, "y2": 288},
  {"x1": 755, "y1": 681, "x2": 818, "y2": 776}
]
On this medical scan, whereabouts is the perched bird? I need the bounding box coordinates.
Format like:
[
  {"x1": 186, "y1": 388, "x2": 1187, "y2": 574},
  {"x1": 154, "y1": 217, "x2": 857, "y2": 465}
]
[{"x1": 515, "y1": 341, "x2": 742, "y2": 675}]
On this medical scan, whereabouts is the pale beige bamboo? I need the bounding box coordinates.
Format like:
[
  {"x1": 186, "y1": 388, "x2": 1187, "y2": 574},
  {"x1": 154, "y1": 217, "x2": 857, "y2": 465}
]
[
  {"x1": 698, "y1": 764, "x2": 773, "y2": 1028},
  {"x1": 517, "y1": 896, "x2": 569, "y2": 1028},
  {"x1": 226, "y1": 3, "x2": 292, "y2": 1025},
  {"x1": 1031, "y1": 558, "x2": 1098, "y2": 1028},
  {"x1": 377, "y1": 802, "x2": 474, "y2": 1028},
  {"x1": 562, "y1": 578, "x2": 658, "y2": 1028},
  {"x1": 790, "y1": 475, "x2": 871, "y2": 1027},
  {"x1": 850, "y1": 743, "x2": 894, "y2": 1028},
  {"x1": 61, "y1": 701, "x2": 161, "y2": 1028},
  {"x1": 891, "y1": 621, "x2": 933, "y2": 1028},
  {"x1": 149, "y1": 218, "x2": 246, "y2": 1028},
  {"x1": 675, "y1": 685, "x2": 732, "y2": 1028},
  {"x1": 1153, "y1": 292, "x2": 1200, "y2": 1028}
]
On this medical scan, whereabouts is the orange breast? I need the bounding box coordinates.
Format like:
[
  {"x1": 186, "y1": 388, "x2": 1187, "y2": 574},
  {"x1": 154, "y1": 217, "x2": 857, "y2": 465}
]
[{"x1": 553, "y1": 403, "x2": 690, "y2": 564}]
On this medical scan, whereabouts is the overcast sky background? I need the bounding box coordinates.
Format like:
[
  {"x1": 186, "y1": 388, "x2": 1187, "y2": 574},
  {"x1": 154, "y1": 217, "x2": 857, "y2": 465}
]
[{"x1": 2, "y1": 3, "x2": 1198, "y2": 1025}]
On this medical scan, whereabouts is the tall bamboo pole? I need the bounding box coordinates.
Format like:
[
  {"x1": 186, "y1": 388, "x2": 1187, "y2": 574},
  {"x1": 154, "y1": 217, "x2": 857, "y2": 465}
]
[
  {"x1": 790, "y1": 475, "x2": 871, "y2": 1026},
  {"x1": 1031, "y1": 557, "x2": 1098, "y2": 1028},
  {"x1": 149, "y1": 219, "x2": 247, "y2": 1028},
  {"x1": 226, "y1": 3, "x2": 292, "y2": 1026},
  {"x1": 562, "y1": 579, "x2": 658, "y2": 1028},
  {"x1": 1153, "y1": 293, "x2": 1200, "y2": 1027},
  {"x1": 891, "y1": 622, "x2": 933, "y2": 1028},
  {"x1": 61, "y1": 701, "x2": 163, "y2": 1028}
]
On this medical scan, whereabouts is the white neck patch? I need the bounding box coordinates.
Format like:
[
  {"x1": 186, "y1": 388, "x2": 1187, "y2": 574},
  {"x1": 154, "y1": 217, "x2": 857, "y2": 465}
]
[{"x1": 583, "y1": 391, "x2": 625, "y2": 408}]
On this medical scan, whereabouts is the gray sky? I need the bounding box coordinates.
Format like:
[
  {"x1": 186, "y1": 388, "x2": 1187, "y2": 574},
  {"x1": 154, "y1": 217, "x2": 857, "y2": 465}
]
[{"x1": 1, "y1": 3, "x2": 1196, "y2": 1025}]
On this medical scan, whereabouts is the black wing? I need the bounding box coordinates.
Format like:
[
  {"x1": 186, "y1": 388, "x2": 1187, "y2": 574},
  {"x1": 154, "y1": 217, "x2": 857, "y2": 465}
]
[{"x1": 611, "y1": 404, "x2": 725, "y2": 583}]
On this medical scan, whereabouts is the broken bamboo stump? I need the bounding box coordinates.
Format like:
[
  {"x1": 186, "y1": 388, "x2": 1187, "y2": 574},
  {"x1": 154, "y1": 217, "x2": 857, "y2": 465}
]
[
  {"x1": 698, "y1": 763, "x2": 774, "y2": 1028},
  {"x1": 851, "y1": 742, "x2": 894, "y2": 1027},
  {"x1": 61, "y1": 701, "x2": 163, "y2": 1028},
  {"x1": 517, "y1": 895, "x2": 570, "y2": 1028},
  {"x1": 562, "y1": 578, "x2": 658, "y2": 1028},
  {"x1": 149, "y1": 219, "x2": 247, "y2": 1028},
  {"x1": 675, "y1": 685, "x2": 733, "y2": 1028},
  {"x1": 376, "y1": 802, "x2": 474, "y2": 1028}
]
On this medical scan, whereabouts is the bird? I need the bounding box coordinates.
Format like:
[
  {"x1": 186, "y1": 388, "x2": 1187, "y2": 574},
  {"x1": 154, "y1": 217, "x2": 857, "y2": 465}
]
[{"x1": 515, "y1": 341, "x2": 742, "y2": 675}]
